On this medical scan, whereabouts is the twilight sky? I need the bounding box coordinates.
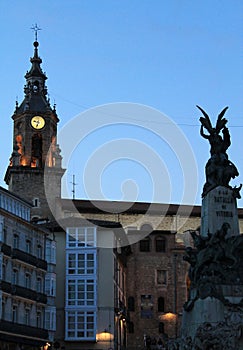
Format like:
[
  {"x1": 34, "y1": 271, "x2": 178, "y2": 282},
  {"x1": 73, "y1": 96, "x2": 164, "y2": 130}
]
[{"x1": 0, "y1": 0, "x2": 242, "y2": 207}]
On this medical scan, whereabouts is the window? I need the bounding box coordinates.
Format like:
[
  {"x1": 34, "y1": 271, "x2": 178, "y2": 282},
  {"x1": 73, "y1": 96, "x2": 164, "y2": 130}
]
[
  {"x1": 141, "y1": 295, "x2": 153, "y2": 318},
  {"x1": 139, "y1": 237, "x2": 150, "y2": 252},
  {"x1": 32, "y1": 198, "x2": 40, "y2": 207},
  {"x1": 37, "y1": 244, "x2": 42, "y2": 259},
  {"x1": 2, "y1": 300, "x2": 5, "y2": 320},
  {"x1": 25, "y1": 273, "x2": 31, "y2": 289},
  {"x1": 12, "y1": 305, "x2": 18, "y2": 322},
  {"x1": 157, "y1": 270, "x2": 167, "y2": 285},
  {"x1": 37, "y1": 277, "x2": 42, "y2": 293},
  {"x1": 13, "y1": 234, "x2": 19, "y2": 249},
  {"x1": 45, "y1": 273, "x2": 56, "y2": 297},
  {"x1": 2, "y1": 263, "x2": 6, "y2": 281},
  {"x1": 26, "y1": 239, "x2": 31, "y2": 254},
  {"x1": 128, "y1": 296, "x2": 135, "y2": 312},
  {"x1": 158, "y1": 297, "x2": 165, "y2": 312},
  {"x1": 45, "y1": 307, "x2": 56, "y2": 330},
  {"x1": 67, "y1": 279, "x2": 95, "y2": 307},
  {"x1": 25, "y1": 308, "x2": 30, "y2": 325},
  {"x1": 66, "y1": 311, "x2": 96, "y2": 340},
  {"x1": 155, "y1": 237, "x2": 166, "y2": 252},
  {"x1": 67, "y1": 227, "x2": 96, "y2": 248},
  {"x1": 12, "y1": 269, "x2": 18, "y2": 285},
  {"x1": 46, "y1": 240, "x2": 56, "y2": 264},
  {"x1": 67, "y1": 252, "x2": 96, "y2": 275},
  {"x1": 0, "y1": 216, "x2": 4, "y2": 242},
  {"x1": 37, "y1": 311, "x2": 42, "y2": 328}
]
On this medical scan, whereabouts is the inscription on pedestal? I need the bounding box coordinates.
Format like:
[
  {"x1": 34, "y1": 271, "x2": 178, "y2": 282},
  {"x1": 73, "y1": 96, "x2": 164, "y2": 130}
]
[{"x1": 201, "y1": 186, "x2": 239, "y2": 237}]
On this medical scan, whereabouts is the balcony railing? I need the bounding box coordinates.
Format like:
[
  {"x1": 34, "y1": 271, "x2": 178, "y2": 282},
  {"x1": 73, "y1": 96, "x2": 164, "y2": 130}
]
[
  {"x1": 12, "y1": 248, "x2": 47, "y2": 270},
  {"x1": 0, "y1": 281, "x2": 47, "y2": 304},
  {"x1": 1, "y1": 243, "x2": 11, "y2": 256},
  {"x1": 0, "y1": 319, "x2": 49, "y2": 340}
]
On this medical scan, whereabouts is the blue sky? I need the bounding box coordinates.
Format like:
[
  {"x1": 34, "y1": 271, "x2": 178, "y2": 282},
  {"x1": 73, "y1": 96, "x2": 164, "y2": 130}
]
[{"x1": 0, "y1": 0, "x2": 242, "y2": 207}]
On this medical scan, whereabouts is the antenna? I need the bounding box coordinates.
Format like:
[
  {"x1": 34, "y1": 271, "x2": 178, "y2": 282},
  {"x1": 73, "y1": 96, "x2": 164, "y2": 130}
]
[
  {"x1": 31, "y1": 23, "x2": 42, "y2": 41},
  {"x1": 70, "y1": 174, "x2": 78, "y2": 200}
]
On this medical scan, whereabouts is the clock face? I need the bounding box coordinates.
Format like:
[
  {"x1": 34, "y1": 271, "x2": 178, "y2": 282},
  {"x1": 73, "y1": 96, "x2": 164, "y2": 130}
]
[{"x1": 31, "y1": 116, "x2": 45, "y2": 130}]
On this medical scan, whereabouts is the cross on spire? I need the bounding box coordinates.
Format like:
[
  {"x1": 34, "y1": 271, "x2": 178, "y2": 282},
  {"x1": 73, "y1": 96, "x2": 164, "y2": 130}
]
[{"x1": 31, "y1": 23, "x2": 41, "y2": 41}]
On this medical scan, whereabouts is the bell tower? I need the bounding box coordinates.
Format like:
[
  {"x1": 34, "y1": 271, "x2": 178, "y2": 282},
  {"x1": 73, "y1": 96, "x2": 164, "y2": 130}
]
[{"x1": 5, "y1": 30, "x2": 65, "y2": 220}]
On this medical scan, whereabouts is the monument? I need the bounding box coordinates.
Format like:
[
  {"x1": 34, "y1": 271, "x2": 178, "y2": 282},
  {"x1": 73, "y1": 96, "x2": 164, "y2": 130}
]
[{"x1": 177, "y1": 107, "x2": 243, "y2": 349}]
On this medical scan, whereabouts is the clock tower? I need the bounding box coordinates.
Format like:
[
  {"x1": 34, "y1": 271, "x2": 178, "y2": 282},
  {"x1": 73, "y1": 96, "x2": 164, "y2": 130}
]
[{"x1": 5, "y1": 37, "x2": 65, "y2": 220}]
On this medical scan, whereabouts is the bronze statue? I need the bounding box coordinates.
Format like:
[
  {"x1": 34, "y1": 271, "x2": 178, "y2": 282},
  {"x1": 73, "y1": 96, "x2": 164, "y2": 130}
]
[{"x1": 197, "y1": 106, "x2": 240, "y2": 197}]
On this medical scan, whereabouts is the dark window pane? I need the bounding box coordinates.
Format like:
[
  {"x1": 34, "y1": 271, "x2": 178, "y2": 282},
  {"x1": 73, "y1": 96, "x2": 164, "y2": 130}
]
[{"x1": 140, "y1": 238, "x2": 150, "y2": 252}]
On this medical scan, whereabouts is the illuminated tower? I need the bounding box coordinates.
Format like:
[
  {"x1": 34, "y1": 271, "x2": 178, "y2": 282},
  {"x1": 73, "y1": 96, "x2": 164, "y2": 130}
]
[{"x1": 5, "y1": 31, "x2": 65, "y2": 220}]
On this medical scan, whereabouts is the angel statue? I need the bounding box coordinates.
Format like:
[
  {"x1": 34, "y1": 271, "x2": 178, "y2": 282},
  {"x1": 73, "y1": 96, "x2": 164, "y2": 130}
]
[{"x1": 197, "y1": 106, "x2": 240, "y2": 197}]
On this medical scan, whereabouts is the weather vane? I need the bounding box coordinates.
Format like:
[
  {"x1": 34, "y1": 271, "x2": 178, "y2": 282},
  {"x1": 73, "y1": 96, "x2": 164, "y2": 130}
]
[{"x1": 31, "y1": 23, "x2": 42, "y2": 41}]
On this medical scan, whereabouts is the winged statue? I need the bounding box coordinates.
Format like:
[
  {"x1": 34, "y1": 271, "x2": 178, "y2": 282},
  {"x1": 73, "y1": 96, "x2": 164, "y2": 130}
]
[{"x1": 197, "y1": 106, "x2": 240, "y2": 197}]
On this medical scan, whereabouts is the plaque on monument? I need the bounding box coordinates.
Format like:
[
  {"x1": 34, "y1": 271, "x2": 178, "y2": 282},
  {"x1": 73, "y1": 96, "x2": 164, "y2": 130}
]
[{"x1": 201, "y1": 185, "x2": 239, "y2": 237}]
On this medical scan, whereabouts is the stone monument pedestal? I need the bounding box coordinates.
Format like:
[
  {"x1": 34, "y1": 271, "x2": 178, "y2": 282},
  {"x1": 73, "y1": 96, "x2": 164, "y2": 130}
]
[
  {"x1": 178, "y1": 185, "x2": 243, "y2": 350},
  {"x1": 174, "y1": 107, "x2": 243, "y2": 350}
]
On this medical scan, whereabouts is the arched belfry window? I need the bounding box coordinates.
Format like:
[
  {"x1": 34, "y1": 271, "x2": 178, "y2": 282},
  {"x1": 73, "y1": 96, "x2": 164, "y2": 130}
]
[{"x1": 31, "y1": 134, "x2": 42, "y2": 167}]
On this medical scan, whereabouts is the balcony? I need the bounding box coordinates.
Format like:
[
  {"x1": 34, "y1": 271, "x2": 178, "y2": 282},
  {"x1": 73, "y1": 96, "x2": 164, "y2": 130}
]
[
  {"x1": 12, "y1": 248, "x2": 37, "y2": 265},
  {"x1": 1, "y1": 243, "x2": 11, "y2": 256},
  {"x1": 0, "y1": 319, "x2": 48, "y2": 341},
  {"x1": 0, "y1": 281, "x2": 47, "y2": 304},
  {"x1": 12, "y1": 248, "x2": 47, "y2": 270},
  {"x1": 0, "y1": 280, "x2": 12, "y2": 294}
]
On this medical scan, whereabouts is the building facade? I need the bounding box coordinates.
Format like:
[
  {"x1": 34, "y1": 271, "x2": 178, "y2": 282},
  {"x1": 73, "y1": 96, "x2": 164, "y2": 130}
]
[
  {"x1": 50, "y1": 218, "x2": 128, "y2": 350},
  {"x1": 0, "y1": 186, "x2": 56, "y2": 348}
]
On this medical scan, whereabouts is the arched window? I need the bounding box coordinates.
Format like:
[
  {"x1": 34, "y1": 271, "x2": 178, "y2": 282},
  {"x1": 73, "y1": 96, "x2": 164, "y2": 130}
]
[
  {"x1": 155, "y1": 237, "x2": 166, "y2": 252},
  {"x1": 128, "y1": 296, "x2": 135, "y2": 311},
  {"x1": 158, "y1": 297, "x2": 165, "y2": 312},
  {"x1": 139, "y1": 237, "x2": 150, "y2": 252}
]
